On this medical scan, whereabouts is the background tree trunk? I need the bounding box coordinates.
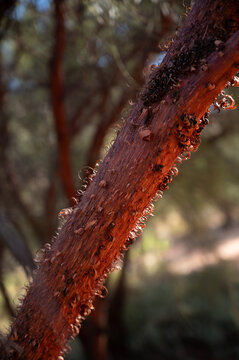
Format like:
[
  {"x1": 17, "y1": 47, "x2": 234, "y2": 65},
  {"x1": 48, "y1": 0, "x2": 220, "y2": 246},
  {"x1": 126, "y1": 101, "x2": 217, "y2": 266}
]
[{"x1": 50, "y1": 0, "x2": 76, "y2": 205}]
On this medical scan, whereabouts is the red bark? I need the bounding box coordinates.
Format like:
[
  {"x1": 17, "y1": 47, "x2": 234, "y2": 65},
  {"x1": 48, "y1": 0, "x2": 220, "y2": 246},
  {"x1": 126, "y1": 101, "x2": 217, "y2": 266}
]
[
  {"x1": 4, "y1": 1, "x2": 239, "y2": 359},
  {"x1": 50, "y1": 0, "x2": 76, "y2": 205}
]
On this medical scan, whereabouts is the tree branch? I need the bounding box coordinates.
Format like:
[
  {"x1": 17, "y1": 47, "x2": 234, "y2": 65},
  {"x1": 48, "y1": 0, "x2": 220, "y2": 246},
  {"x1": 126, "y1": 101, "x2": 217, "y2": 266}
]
[
  {"x1": 50, "y1": 0, "x2": 76, "y2": 205},
  {"x1": 86, "y1": 93, "x2": 129, "y2": 170},
  {"x1": 0, "y1": 57, "x2": 43, "y2": 241},
  {"x1": 4, "y1": 1, "x2": 239, "y2": 358},
  {"x1": 0, "y1": 243, "x2": 15, "y2": 318}
]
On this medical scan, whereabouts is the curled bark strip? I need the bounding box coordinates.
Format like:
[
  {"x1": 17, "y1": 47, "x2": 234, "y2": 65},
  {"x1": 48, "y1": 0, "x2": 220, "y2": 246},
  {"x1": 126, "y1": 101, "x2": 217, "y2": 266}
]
[{"x1": 4, "y1": 1, "x2": 239, "y2": 359}]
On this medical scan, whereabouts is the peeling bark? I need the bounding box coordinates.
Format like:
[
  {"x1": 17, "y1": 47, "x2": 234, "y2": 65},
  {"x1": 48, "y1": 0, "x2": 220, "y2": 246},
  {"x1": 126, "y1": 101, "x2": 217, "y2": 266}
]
[{"x1": 4, "y1": 1, "x2": 239, "y2": 359}]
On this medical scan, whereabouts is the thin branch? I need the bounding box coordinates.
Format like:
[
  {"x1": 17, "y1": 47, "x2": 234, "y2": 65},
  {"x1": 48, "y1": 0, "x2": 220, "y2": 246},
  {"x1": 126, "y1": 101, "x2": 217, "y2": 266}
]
[
  {"x1": 44, "y1": 166, "x2": 58, "y2": 242},
  {"x1": 0, "y1": 278, "x2": 15, "y2": 318},
  {"x1": 69, "y1": 92, "x2": 96, "y2": 136},
  {"x1": 0, "y1": 213, "x2": 35, "y2": 275},
  {"x1": 0, "y1": 243, "x2": 15, "y2": 318},
  {"x1": 86, "y1": 93, "x2": 129, "y2": 170},
  {"x1": 0, "y1": 56, "x2": 43, "y2": 241}
]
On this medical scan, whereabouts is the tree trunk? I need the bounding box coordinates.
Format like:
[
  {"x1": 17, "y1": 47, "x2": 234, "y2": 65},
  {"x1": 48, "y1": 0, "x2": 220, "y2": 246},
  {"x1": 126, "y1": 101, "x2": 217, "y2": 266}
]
[
  {"x1": 3, "y1": 0, "x2": 239, "y2": 358},
  {"x1": 50, "y1": 0, "x2": 76, "y2": 205}
]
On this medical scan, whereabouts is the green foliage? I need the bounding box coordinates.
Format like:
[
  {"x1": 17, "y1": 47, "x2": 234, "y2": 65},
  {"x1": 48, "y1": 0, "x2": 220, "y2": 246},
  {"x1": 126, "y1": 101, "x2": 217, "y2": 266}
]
[{"x1": 125, "y1": 263, "x2": 239, "y2": 360}]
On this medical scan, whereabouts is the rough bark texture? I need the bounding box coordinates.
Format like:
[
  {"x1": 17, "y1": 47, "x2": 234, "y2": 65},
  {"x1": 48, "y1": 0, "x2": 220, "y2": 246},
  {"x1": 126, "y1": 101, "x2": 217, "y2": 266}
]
[{"x1": 4, "y1": 0, "x2": 239, "y2": 359}]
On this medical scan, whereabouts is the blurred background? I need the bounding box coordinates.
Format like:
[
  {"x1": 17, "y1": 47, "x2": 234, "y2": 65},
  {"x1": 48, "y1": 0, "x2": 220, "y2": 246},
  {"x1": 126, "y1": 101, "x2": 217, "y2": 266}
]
[{"x1": 1, "y1": 1, "x2": 239, "y2": 359}]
